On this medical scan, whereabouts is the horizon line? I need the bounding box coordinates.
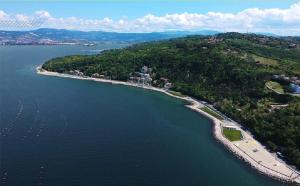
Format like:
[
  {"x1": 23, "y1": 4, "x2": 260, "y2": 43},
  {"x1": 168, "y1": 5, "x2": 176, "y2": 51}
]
[{"x1": 1, "y1": 28, "x2": 298, "y2": 37}]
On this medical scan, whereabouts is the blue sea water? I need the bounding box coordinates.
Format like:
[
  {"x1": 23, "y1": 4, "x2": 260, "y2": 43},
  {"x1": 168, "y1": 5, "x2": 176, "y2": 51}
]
[{"x1": 0, "y1": 45, "x2": 290, "y2": 185}]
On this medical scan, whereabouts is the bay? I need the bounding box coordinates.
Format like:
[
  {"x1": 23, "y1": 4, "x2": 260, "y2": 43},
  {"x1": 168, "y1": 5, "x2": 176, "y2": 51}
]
[{"x1": 0, "y1": 45, "x2": 288, "y2": 185}]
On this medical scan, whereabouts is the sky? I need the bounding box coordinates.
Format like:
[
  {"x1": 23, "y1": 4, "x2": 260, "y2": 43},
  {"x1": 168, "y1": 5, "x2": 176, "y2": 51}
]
[{"x1": 0, "y1": 0, "x2": 300, "y2": 35}]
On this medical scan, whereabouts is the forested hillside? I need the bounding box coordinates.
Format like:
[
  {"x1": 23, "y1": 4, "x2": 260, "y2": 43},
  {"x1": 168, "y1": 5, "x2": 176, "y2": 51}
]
[{"x1": 43, "y1": 33, "x2": 300, "y2": 169}]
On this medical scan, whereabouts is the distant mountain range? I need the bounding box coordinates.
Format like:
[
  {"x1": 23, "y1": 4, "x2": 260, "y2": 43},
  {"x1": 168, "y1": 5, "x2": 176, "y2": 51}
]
[
  {"x1": 0, "y1": 28, "x2": 219, "y2": 45},
  {"x1": 1, "y1": 28, "x2": 299, "y2": 46}
]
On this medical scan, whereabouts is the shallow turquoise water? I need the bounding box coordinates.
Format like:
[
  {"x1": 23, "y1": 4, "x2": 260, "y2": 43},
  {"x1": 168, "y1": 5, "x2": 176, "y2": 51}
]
[{"x1": 0, "y1": 45, "x2": 291, "y2": 185}]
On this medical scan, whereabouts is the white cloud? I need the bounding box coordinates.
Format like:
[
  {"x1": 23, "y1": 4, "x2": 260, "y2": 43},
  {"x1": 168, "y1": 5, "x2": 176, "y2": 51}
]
[
  {"x1": 34, "y1": 10, "x2": 51, "y2": 19},
  {"x1": 0, "y1": 10, "x2": 8, "y2": 20},
  {"x1": 1, "y1": 2, "x2": 300, "y2": 35}
]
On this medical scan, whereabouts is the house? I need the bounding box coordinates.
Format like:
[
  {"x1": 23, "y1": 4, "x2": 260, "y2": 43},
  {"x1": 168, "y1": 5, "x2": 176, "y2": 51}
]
[
  {"x1": 69, "y1": 70, "x2": 84, "y2": 77},
  {"x1": 164, "y1": 82, "x2": 173, "y2": 89},
  {"x1": 160, "y1": 77, "x2": 169, "y2": 83},
  {"x1": 222, "y1": 121, "x2": 238, "y2": 130},
  {"x1": 289, "y1": 43, "x2": 297, "y2": 48},
  {"x1": 130, "y1": 66, "x2": 153, "y2": 85},
  {"x1": 291, "y1": 76, "x2": 298, "y2": 81},
  {"x1": 92, "y1": 73, "x2": 105, "y2": 78},
  {"x1": 290, "y1": 83, "x2": 300, "y2": 94},
  {"x1": 273, "y1": 74, "x2": 299, "y2": 84},
  {"x1": 223, "y1": 125, "x2": 238, "y2": 130},
  {"x1": 141, "y1": 65, "x2": 152, "y2": 74}
]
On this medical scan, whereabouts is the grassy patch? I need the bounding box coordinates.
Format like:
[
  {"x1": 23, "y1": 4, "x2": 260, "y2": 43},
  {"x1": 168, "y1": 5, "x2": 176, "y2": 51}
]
[
  {"x1": 201, "y1": 107, "x2": 224, "y2": 120},
  {"x1": 265, "y1": 81, "x2": 284, "y2": 94},
  {"x1": 168, "y1": 90, "x2": 185, "y2": 97},
  {"x1": 223, "y1": 128, "x2": 242, "y2": 141},
  {"x1": 253, "y1": 55, "x2": 278, "y2": 66}
]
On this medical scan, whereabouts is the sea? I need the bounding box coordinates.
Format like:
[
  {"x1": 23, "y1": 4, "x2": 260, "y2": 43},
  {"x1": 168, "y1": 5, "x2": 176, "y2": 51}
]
[{"x1": 0, "y1": 45, "x2": 290, "y2": 185}]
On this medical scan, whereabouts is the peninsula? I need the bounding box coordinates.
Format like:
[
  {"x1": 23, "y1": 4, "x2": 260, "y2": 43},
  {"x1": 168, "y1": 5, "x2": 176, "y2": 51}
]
[{"x1": 39, "y1": 32, "x2": 300, "y2": 183}]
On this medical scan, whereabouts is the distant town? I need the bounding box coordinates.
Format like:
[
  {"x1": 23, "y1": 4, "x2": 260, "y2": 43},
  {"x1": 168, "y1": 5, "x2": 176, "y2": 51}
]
[{"x1": 0, "y1": 31, "x2": 95, "y2": 45}]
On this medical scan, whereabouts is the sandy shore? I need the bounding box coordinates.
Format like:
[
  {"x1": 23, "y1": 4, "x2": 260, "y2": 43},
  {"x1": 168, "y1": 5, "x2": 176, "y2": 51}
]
[{"x1": 37, "y1": 66, "x2": 300, "y2": 184}]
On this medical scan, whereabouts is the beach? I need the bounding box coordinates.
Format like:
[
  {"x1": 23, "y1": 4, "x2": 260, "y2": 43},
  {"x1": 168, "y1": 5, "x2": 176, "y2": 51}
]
[{"x1": 37, "y1": 66, "x2": 300, "y2": 184}]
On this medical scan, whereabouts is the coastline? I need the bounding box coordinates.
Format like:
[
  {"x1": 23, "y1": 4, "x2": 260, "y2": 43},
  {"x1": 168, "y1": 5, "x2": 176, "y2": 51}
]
[{"x1": 36, "y1": 66, "x2": 300, "y2": 184}]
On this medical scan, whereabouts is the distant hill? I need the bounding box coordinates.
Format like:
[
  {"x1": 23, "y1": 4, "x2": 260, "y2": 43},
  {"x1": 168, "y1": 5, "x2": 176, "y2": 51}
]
[
  {"x1": 2, "y1": 28, "x2": 298, "y2": 46},
  {"x1": 0, "y1": 28, "x2": 219, "y2": 45}
]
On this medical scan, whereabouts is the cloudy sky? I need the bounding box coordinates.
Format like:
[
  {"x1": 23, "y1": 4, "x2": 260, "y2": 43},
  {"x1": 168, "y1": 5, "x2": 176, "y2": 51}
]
[{"x1": 0, "y1": 0, "x2": 300, "y2": 35}]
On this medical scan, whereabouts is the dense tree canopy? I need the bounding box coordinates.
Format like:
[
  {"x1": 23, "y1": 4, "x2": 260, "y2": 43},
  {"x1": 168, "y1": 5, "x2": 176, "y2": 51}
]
[{"x1": 43, "y1": 33, "x2": 300, "y2": 169}]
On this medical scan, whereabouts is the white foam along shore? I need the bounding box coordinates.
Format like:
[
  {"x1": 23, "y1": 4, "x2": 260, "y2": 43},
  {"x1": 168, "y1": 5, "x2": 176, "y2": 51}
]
[{"x1": 37, "y1": 66, "x2": 300, "y2": 184}]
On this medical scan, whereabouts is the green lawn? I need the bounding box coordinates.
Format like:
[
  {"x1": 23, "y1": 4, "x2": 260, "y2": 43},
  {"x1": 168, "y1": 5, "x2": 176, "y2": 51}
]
[
  {"x1": 265, "y1": 81, "x2": 284, "y2": 94},
  {"x1": 223, "y1": 128, "x2": 242, "y2": 141},
  {"x1": 201, "y1": 107, "x2": 224, "y2": 120},
  {"x1": 253, "y1": 55, "x2": 278, "y2": 66}
]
